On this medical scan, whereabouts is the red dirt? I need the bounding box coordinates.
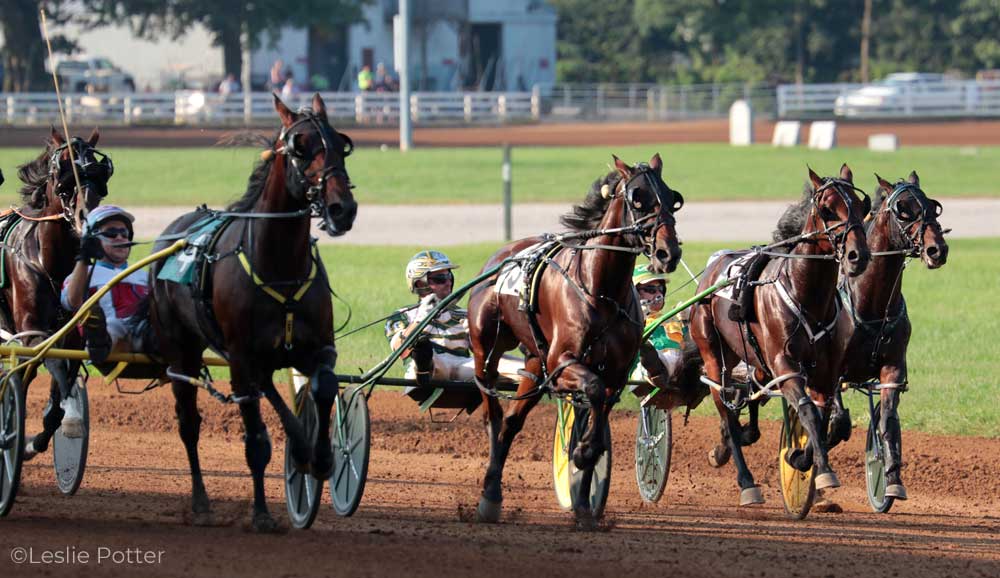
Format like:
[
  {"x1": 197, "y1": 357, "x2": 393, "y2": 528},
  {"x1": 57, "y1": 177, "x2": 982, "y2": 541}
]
[
  {"x1": 3, "y1": 119, "x2": 1000, "y2": 148},
  {"x1": 2, "y1": 377, "x2": 997, "y2": 577}
]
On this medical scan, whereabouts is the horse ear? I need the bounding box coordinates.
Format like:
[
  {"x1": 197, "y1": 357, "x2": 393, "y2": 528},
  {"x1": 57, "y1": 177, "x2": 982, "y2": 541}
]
[
  {"x1": 649, "y1": 153, "x2": 663, "y2": 174},
  {"x1": 613, "y1": 155, "x2": 631, "y2": 178},
  {"x1": 88, "y1": 127, "x2": 100, "y2": 146},
  {"x1": 311, "y1": 93, "x2": 327, "y2": 118},
  {"x1": 807, "y1": 166, "x2": 824, "y2": 190},
  {"x1": 907, "y1": 170, "x2": 920, "y2": 186},
  {"x1": 840, "y1": 163, "x2": 853, "y2": 183},
  {"x1": 272, "y1": 93, "x2": 296, "y2": 127},
  {"x1": 50, "y1": 126, "x2": 65, "y2": 146},
  {"x1": 875, "y1": 173, "x2": 893, "y2": 192}
]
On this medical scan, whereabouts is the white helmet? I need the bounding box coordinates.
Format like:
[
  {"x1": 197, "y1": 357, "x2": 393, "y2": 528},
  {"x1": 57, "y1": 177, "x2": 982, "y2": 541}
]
[{"x1": 405, "y1": 250, "x2": 459, "y2": 293}]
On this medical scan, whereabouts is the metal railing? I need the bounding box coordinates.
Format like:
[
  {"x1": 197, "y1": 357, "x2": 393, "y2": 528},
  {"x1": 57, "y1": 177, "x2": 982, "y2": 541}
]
[
  {"x1": 777, "y1": 80, "x2": 1000, "y2": 119},
  {"x1": 0, "y1": 90, "x2": 542, "y2": 126}
]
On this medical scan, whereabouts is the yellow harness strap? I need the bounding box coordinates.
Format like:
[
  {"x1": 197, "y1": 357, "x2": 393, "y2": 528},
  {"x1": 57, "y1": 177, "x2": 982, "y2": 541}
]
[{"x1": 237, "y1": 250, "x2": 318, "y2": 349}]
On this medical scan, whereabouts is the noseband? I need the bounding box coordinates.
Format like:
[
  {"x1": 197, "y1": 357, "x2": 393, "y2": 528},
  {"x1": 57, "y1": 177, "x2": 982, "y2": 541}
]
[
  {"x1": 809, "y1": 178, "x2": 869, "y2": 262},
  {"x1": 615, "y1": 165, "x2": 684, "y2": 258},
  {"x1": 275, "y1": 110, "x2": 354, "y2": 232},
  {"x1": 878, "y1": 182, "x2": 944, "y2": 258}
]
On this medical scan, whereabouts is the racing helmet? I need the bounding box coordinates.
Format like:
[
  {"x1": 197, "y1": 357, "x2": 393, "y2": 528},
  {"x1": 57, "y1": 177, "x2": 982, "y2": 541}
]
[
  {"x1": 85, "y1": 205, "x2": 135, "y2": 238},
  {"x1": 406, "y1": 250, "x2": 459, "y2": 293},
  {"x1": 633, "y1": 263, "x2": 668, "y2": 316}
]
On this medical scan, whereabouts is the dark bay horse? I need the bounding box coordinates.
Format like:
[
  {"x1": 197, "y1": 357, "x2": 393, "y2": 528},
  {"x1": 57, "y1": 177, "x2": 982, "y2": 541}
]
[
  {"x1": 468, "y1": 154, "x2": 683, "y2": 523},
  {"x1": 1, "y1": 128, "x2": 110, "y2": 453},
  {"x1": 689, "y1": 165, "x2": 870, "y2": 506},
  {"x1": 149, "y1": 94, "x2": 356, "y2": 532},
  {"x1": 827, "y1": 171, "x2": 948, "y2": 500}
]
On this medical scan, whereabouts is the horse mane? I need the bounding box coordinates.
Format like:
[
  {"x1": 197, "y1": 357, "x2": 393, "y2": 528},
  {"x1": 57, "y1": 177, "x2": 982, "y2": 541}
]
[
  {"x1": 220, "y1": 131, "x2": 277, "y2": 212},
  {"x1": 16, "y1": 142, "x2": 53, "y2": 210},
  {"x1": 771, "y1": 183, "x2": 814, "y2": 243},
  {"x1": 560, "y1": 171, "x2": 622, "y2": 231}
]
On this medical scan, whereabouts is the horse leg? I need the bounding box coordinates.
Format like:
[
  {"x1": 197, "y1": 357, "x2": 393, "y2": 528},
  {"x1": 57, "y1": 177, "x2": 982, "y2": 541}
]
[
  {"x1": 307, "y1": 345, "x2": 338, "y2": 479},
  {"x1": 26, "y1": 360, "x2": 66, "y2": 455},
  {"x1": 261, "y1": 378, "x2": 312, "y2": 474},
  {"x1": 778, "y1": 367, "x2": 840, "y2": 491},
  {"x1": 477, "y1": 355, "x2": 541, "y2": 523},
  {"x1": 827, "y1": 389, "x2": 852, "y2": 448},
  {"x1": 880, "y1": 365, "x2": 907, "y2": 500},
  {"x1": 171, "y1": 358, "x2": 211, "y2": 524},
  {"x1": 740, "y1": 400, "x2": 761, "y2": 446},
  {"x1": 236, "y1": 392, "x2": 278, "y2": 532}
]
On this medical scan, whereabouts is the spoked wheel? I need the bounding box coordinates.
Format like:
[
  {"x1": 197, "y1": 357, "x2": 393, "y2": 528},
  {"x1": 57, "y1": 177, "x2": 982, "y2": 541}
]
[
  {"x1": 330, "y1": 387, "x2": 370, "y2": 517},
  {"x1": 865, "y1": 403, "x2": 895, "y2": 514},
  {"x1": 635, "y1": 406, "x2": 671, "y2": 503},
  {"x1": 551, "y1": 399, "x2": 574, "y2": 511},
  {"x1": 284, "y1": 387, "x2": 322, "y2": 529},
  {"x1": 0, "y1": 376, "x2": 25, "y2": 517},
  {"x1": 569, "y1": 406, "x2": 612, "y2": 519},
  {"x1": 53, "y1": 376, "x2": 89, "y2": 496},
  {"x1": 779, "y1": 399, "x2": 816, "y2": 520}
]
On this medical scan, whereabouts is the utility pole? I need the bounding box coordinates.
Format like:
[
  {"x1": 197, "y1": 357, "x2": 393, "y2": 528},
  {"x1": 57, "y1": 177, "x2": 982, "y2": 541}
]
[
  {"x1": 399, "y1": 0, "x2": 413, "y2": 151},
  {"x1": 860, "y1": 0, "x2": 873, "y2": 83}
]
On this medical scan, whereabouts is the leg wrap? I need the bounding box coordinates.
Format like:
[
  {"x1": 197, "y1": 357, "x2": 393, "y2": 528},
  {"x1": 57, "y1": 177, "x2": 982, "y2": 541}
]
[
  {"x1": 244, "y1": 429, "x2": 272, "y2": 470},
  {"x1": 411, "y1": 338, "x2": 434, "y2": 386}
]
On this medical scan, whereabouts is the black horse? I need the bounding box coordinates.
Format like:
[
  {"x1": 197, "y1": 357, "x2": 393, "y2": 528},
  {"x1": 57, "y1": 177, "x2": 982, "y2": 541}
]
[{"x1": 148, "y1": 94, "x2": 357, "y2": 532}]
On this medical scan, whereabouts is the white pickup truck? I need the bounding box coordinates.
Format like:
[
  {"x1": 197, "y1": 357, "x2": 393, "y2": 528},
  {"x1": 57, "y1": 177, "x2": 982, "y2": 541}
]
[{"x1": 55, "y1": 56, "x2": 136, "y2": 93}]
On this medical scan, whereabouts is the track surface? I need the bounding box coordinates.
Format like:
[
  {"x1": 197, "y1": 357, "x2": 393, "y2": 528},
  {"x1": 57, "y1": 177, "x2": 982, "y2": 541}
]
[
  {"x1": 2, "y1": 379, "x2": 997, "y2": 577},
  {"x1": 3, "y1": 119, "x2": 1000, "y2": 148}
]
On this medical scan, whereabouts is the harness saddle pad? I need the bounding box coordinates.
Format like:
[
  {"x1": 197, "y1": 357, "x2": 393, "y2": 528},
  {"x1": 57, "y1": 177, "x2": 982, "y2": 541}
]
[
  {"x1": 0, "y1": 212, "x2": 23, "y2": 289},
  {"x1": 706, "y1": 249, "x2": 755, "y2": 301},
  {"x1": 156, "y1": 215, "x2": 231, "y2": 285},
  {"x1": 494, "y1": 240, "x2": 560, "y2": 312}
]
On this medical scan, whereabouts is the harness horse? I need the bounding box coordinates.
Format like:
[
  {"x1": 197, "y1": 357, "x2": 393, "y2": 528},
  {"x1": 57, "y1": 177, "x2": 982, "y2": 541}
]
[
  {"x1": 689, "y1": 165, "x2": 871, "y2": 511},
  {"x1": 149, "y1": 94, "x2": 357, "y2": 532},
  {"x1": 0, "y1": 129, "x2": 110, "y2": 493},
  {"x1": 828, "y1": 171, "x2": 949, "y2": 511},
  {"x1": 467, "y1": 154, "x2": 683, "y2": 524}
]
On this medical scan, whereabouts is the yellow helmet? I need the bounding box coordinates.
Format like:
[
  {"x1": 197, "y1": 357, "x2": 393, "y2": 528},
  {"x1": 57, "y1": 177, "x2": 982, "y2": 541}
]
[{"x1": 406, "y1": 250, "x2": 459, "y2": 293}]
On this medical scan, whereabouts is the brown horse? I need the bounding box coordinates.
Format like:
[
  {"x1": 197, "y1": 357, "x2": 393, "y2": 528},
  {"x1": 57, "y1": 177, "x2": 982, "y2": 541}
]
[
  {"x1": 149, "y1": 94, "x2": 356, "y2": 532},
  {"x1": 827, "y1": 171, "x2": 948, "y2": 500},
  {"x1": 468, "y1": 154, "x2": 683, "y2": 523},
  {"x1": 0, "y1": 128, "x2": 110, "y2": 455},
  {"x1": 689, "y1": 165, "x2": 870, "y2": 506}
]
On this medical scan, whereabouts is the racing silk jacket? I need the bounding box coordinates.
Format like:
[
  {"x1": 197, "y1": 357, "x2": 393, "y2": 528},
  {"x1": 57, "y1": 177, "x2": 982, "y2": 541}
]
[
  {"x1": 384, "y1": 303, "x2": 471, "y2": 358},
  {"x1": 61, "y1": 260, "x2": 149, "y2": 341}
]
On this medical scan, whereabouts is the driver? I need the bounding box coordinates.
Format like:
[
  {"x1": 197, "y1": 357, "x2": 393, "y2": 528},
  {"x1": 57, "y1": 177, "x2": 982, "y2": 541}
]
[{"x1": 385, "y1": 250, "x2": 520, "y2": 384}]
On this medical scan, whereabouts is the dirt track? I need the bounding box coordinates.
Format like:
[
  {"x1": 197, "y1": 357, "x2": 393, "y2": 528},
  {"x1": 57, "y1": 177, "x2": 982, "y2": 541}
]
[
  {"x1": 3, "y1": 379, "x2": 997, "y2": 578},
  {"x1": 4, "y1": 119, "x2": 1000, "y2": 148}
]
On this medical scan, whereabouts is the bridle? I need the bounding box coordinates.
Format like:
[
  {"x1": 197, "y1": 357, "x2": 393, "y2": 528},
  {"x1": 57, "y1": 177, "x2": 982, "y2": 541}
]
[
  {"x1": 615, "y1": 164, "x2": 684, "y2": 259},
  {"x1": 274, "y1": 109, "x2": 354, "y2": 234},
  {"x1": 874, "y1": 182, "x2": 944, "y2": 258},
  {"x1": 807, "y1": 178, "x2": 870, "y2": 262},
  {"x1": 47, "y1": 138, "x2": 112, "y2": 225}
]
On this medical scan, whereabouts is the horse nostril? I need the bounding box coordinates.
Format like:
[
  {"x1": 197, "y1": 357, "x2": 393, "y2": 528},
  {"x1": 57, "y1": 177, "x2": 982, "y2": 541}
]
[
  {"x1": 926, "y1": 245, "x2": 939, "y2": 258},
  {"x1": 655, "y1": 249, "x2": 670, "y2": 263},
  {"x1": 327, "y1": 203, "x2": 343, "y2": 217},
  {"x1": 847, "y1": 250, "x2": 859, "y2": 262}
]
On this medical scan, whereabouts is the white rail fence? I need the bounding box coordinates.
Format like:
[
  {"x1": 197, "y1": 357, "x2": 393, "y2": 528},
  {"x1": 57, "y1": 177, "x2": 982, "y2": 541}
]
[
  {"x1": 0, "y1": 91, "x2": 541, "y2": 126},
  {"x1": 777, "y1": 80, "x2": 1000, "y2": 119}
]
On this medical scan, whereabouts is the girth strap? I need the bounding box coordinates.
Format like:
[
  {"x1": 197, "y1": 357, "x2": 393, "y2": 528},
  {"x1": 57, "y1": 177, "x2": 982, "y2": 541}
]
[{"x1": 237, "y1": 249, "x2": 318, "y2": 349}]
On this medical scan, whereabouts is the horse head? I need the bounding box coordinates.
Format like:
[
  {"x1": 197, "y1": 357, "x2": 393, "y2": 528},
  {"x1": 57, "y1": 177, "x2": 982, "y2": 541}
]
[
  {"x1": 47, "y1": 127, "x2": 112, "y2": 235},
  {"x1": 874, "y1": 171, "x2": 948, "y2": 269},
  {"x1": 807, "y1": 164, "x2": 871, "y2": 277},
  {"x1": 611, "y1": 153, "x2": 683, "y2": 273},
  {"x1": 272, "y1": 93, "x2": 357, "y2": 236}
]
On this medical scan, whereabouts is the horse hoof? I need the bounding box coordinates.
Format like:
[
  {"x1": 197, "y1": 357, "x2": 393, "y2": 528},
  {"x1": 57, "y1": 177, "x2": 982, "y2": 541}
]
[
  {"x1": 250, "y1": 512, "x2": 281, "y2": 534},
  {"x1": 885, "y1": 484, "x2": 908, "y2": 500},
  {"x1": 814, "y1": 472, "x2": 841, "y2": 490},
  {"x1": 813, "y1": 499, "x2": 843, "y2": 514},
  {"x1": 191, "y1": 511, "x2": 215, "y2": 527},
  {"x1": 476, "y1": 497, "x2": 502, "y2": 523},
  {"x1": 739, "y1": 486, "x2": 764, "y2": 506},
  {"x1": 573, "y1": 507, "x2": 597, "y2": 531},
  {"x1": 311, "y1": 448, "x2": 334, "y2": 481},
  {"x1": 708, "y1": 446, "x2": 730, "y2": 468}
]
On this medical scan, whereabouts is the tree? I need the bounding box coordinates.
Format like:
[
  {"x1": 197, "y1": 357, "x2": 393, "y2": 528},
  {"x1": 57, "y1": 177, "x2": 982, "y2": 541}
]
[
  {"x1": 85, "y1": 0, "x2": 368, "y2": 81},
  {"x1": 0, "y1": 0, "x2": 76, "y2": 92}
]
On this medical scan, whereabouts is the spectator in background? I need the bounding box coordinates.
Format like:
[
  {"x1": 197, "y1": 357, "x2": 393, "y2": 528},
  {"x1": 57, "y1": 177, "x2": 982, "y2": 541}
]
[
  {"x1": 270, "y1": 59, "x2": 286, "y2": 92},
  {"x1": 280, "y1": 70, "x2": 298, "y2": 99},
  {"x1": 374, "y1": 62, "x2": 389, "y2": 91},
  {"x1": 358, "y1": 64, "x2": 373, "y2": 92},
  {"x1": 218, "y1": 73, "x2": 240, "y2": 97},
  {"x1": 310, "y1": 72, "x2": 330, "y2": 92}
]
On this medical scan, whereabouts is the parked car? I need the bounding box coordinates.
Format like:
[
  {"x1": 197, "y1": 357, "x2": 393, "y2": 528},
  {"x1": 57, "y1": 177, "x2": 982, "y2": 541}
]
[
  {"x1": 834, "y1": 72, "x2": 963, "y2": 116},
  {"x1": 55, "y1": 56, "x2": 135, "y2": 93}
]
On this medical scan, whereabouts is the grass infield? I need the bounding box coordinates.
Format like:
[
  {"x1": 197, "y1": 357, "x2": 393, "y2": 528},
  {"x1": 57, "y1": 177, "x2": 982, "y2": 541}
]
[{"x1": 2, "y1": 143, "x2": 998, "y2": 206}]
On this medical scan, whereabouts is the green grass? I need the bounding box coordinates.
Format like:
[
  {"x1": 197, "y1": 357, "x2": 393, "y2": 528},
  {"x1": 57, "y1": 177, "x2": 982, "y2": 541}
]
[
  {"x1": 284, "y1": 239, "x2": 998, "y2": 438},
  {"x1": 2, "y1": 143, "x2": 998, "y2": 206}
]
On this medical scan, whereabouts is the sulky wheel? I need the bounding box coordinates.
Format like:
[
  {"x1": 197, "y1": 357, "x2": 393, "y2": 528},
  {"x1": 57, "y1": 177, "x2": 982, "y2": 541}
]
[
  {"x1": 330, "y1": 387, "x2": 369, "y2": 517},
  {"x1": 635, "y1": 406, "x2": 671, "y2": 503},
  {"x1": 53, "y1": 376, "x2": 90, "y2": 496},
  {"x1": 551, "y1": 399, "x2": 574, "y2": 511},
  {"x1": 865, "y1": 403, "x2": 895, "y2": 514},
  {"x1": 779, "y1": 398, "x2": 816, "y2": 520},
  {"x1": 0, "y1": 375, "x2": 25, "y2": 517},
  {"x1": 284, "y1": 386, "x2": 322, "y2": 529},
  {"x1": 569, "y1": 405, "x2": 612, "y2": 519}
]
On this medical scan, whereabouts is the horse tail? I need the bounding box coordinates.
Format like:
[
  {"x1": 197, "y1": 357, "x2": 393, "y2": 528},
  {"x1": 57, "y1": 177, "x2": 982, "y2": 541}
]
[{"x1": 677, "y1": 333, "x2": 709, "y2": 410}]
